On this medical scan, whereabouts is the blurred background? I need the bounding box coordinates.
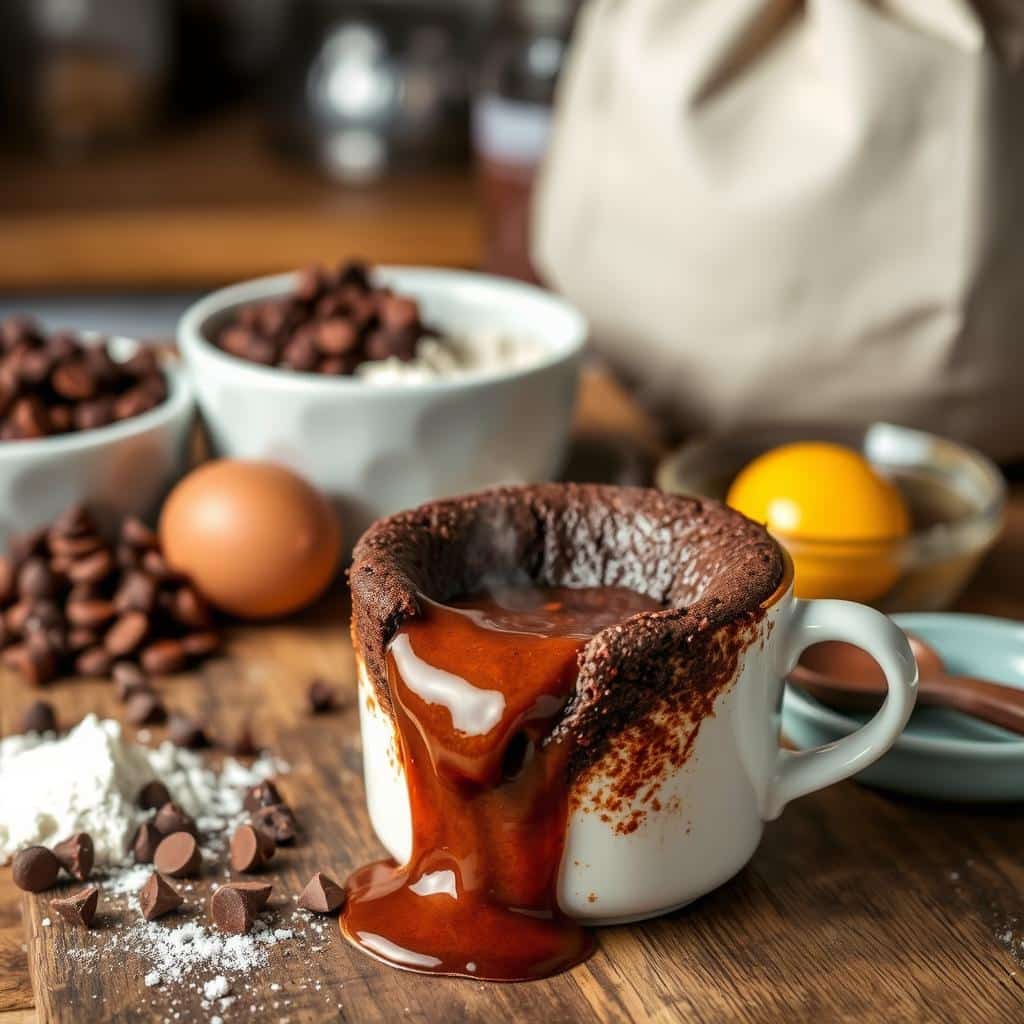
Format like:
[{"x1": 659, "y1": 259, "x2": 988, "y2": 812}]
[{"x1": 0, "y1": 0, "x2": 575, "y2": 334}]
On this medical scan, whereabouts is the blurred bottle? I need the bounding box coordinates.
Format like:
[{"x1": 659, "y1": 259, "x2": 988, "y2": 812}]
[
  {"x1": 473, "y1": 0, "x2": 579, "y2": 283},
  {"x1": 0, "y1": 0, "x2": 173, "y2": 153}
]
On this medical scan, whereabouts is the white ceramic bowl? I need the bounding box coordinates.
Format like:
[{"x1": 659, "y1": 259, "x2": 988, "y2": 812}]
[
  {"x1": 0, "y1": 339, "x2": 194, "y2": 546},
  {"x1": 177, "y1": 268, "x2": 587, "y2": 543}
]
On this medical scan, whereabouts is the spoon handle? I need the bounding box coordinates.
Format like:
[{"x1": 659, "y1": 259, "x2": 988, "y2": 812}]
[{"x1": 924, "y1": 675, "x2": 1024, "y2": 736}]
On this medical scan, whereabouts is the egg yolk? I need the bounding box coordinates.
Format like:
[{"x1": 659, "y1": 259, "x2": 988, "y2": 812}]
[{"x1": 726, "y1": 442, "x2": 910, "y2": 602}]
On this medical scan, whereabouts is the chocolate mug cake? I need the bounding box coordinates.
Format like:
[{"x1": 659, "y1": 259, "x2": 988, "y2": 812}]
[{"x1": 347, "y1": 484, "x2": 917, "y2": 980}]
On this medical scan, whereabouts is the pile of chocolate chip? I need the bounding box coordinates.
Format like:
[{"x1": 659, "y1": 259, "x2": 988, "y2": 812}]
[
  {"x1": 0, "y1": 504, "x2": 220, "y2": 687},
  {"x1": 11, "y1": 832, "x2": 100, "y2": 928},
  {"x1": 0, "y1": 317, "x2": 168, "y2": 440},
  {"x1": 214, "y1": 260, "x2": 433, "y2": 374}
]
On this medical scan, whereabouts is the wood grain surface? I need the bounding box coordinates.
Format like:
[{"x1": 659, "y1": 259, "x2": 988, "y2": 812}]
[
  {"x1": 1, "y1": 372, "x2": 1023, "y2": 1023},
  {"x1": 0, "y1": 114, "x2": 480, "y2": 290}
]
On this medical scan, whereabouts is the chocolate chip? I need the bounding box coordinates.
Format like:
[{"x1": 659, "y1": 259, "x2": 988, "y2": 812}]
[
  {"x1": 210, "y1": 884, "x2": 254, "y2": 934},
  {"x1": 230, "y1": 825, "x2": 275, "y2": 873},
  {"x1": 252, "y1": 804, "x2": 297, "y2": 845},
  {"x1": 139, "y1": 872, "x2": 183, "y2": 921},
  {"x1": 75, "y1": 645, "x2": 113, "y2": 678},
  {"x1": 49, "y1": 532, "x2": 103, "y2": 559},
  {"x1": 53, "y1": 833, "x2": 94, "y2": 881},
  {"x1": 167, "y1": 712, "x2": 209, "y2": 750},
  {"x1": 181, "y1": 631, "x2": 221, "y2": 658},
  {"x1": 298, "y1": 872, "x2": 346, "y2": 914},
  {"x1": 67, "y1": 548, "x2": 115, "y2": 584},
  {"x1": 170, "y1": 585, "x2": 212, "y2": 629},
  {"x1": 243, "y1": 780, "x2": 283, "y2": 814},
  {"x1": 125, "y1": 690, "x2": 166, "y2": 725},
  {"x1": 105, "y1": 611, "x2": 149, "y2": 656},
  {"x1": 51, "y1": 886, "x2": 99, "y2": 928},
  {"x1": 51, "y1": 360, "x2": 97, "y2": 401},
  {"x1": 153, "y1": 832, "x2": 202, "y2": 879},
  {"x1": 12, "y1": 846, "x2": 60, "y2": 892},
  {"x1": 130, "y1": 823, "x2": 163, "y2": 864},
  {"x1": 66, "y1": 627, "x2": 97, "y2": 652},
  {"x1": 120, "y1": 517, "x2": 158, "y2": 549},
  {"x1": 153, "y1": 802, "x2": 197, "y2": 838},
  {"x1": 72, "y1": 398, "x2": 114, "y2": 432},
  {"x1": 315, "y1": 319, "x2": 359, "y2": 355},
  {"x1": 113, "y1": 572, "x2": 157, "y2": 614},
  {"x1": 19, "y1": 699, "x2": 56, "y2": 734},
  {"x1": 230, "y1": 880, "x2": 273, "y2": 910},
  {"x1": 137, "y1": 780, "x2": 171, "y2": 811},
  {"x1": 17, "y1": 557, "x2": 56, "y2": 599},
  {"x1": 140, "y1": 638, "x2": 187, "y2": 675},
  {"x1": 113, "y1": 661, "x2": 150, "y2": 701},
  {"x1": 5, "y1": 644, "x2": 58, "y2": 686},
  {"x1": 66, "y1": 599, "x2": 116, "y2": 628},
  {"x1": 306, "y1": 679, "x2": 337, "y2": 714},
  {"x1": 51, "y1": 504, "x2": 93, "y2": 537}
]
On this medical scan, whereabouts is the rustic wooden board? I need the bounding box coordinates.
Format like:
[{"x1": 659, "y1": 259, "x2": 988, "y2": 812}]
[{"x1": 2, "y1": 371, "x2": 1024, "y2": 1022}]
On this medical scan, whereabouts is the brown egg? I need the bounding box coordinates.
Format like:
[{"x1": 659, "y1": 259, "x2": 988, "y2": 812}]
[{"x1": 159, "y1": 460, "x2": 341, "y2": 619}]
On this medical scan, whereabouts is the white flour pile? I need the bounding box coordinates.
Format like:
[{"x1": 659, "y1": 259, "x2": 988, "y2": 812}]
[
  {"x1": 356, "y1": 327, "x2": 545, "y2": 384},
  {"x1": 0, "y1": 714, "x2": 285, "y2": 865}
]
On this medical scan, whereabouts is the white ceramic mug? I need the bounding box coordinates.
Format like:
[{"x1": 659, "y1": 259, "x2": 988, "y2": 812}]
[{"x1": 356, "y1": 557, "x2": 918, "y2": 924}]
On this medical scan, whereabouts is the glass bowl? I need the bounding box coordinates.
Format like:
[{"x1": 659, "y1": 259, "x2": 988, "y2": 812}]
[{"x1": 655, "y1": 423, "x2": 1006, "y2": 611}]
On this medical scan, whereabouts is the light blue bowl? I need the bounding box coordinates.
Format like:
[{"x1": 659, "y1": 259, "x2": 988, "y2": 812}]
[{"x1": 782, "y1": 613, "x2": 1024, "y2": 802}]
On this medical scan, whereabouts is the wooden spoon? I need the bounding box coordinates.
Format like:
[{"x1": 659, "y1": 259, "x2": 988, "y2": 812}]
[{"x1": 790, "y1": 634, "x2": 1024, "y2": 736}]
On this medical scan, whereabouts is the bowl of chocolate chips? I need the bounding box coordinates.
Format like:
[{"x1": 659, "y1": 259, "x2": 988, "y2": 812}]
[
  {"x1": 0, "y1": 318, "x2": 193, "y2": 546},
  {"x1": 178, "y1": 262, "x2": 586, "y2": 539}
]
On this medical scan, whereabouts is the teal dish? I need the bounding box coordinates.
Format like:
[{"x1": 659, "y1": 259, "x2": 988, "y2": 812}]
[{"x1": 782, "y1": 613, "x2": 1024, "y2": 802}]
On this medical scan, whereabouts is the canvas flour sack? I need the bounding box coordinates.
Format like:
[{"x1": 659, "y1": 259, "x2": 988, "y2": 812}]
[{"x1": 533, "y1": 0, "x2": 1024, "y2": 460}]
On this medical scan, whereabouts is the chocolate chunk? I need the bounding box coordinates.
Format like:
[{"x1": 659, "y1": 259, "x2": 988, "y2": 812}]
[
  {"x1": 229, "y1": 825, "x2": 275, "y2": 873},
  {"x1": 51, "y1": 886, "x2": 99, "y2": 928},
  {"x1": 52, "y1": 360, "x2": 97, "y2": 401},
  {"x1": 210, "y1": 884, "x2": 255, "y2": 934},
  {"x1": 67, "y1": 548, "x2": 115, "y2": 584},
  {"x1": 18, "y1": 557, "x2": 56, "y2": 599},
  {"x1": 130, "y1": 822, "x2": 163, "y2": 864},
  {"x1": 125, "y1": 690, "x2": 165, "y2": 726},
  {"x1": 0, "y1": 555, "x2": 15, "y2": 603},
  {"x1": 19, "y1": 699, "x2": 56, "y2": 734},
  {"x1": 138, "y1": 780, "x2": 171, "y2": 811},
  {"x1": 51, "y1": 504, "x2": 93, "y2": 538},
  {"x1": 167, "y1": 712, "x2": 209, "y2": 750},
  {"x1": 306, "y1": 679, "x2": 337, "y2": 714},
  {"x1": 114, "y1": 573, "x2": 157, "y2": 618},
  {"x1": 49, "y1": 532, "x2": 103, "y2": 560},
  {"x1": 121, "y1": 517, "x2": 158, "y2": 549},
  {"x1": 113, "y1": 662, "x2": 150, "y2": 701},
  {"x1": 153, "y1": 832, "x2": 202, "y2": 879},
  {"x1": 66, "y1": 599, "x2": 116, "y2": 628},
  {"x1": 67, "y1": 627, "x2": 99, "y2": 653},
  {"x1": 139, "y1": 872, "x2": 183, "y2": 921},
  {"x1": 75, "y1": 645, "x2": 113, "y2": 677},
  {"x1": 153, "y1": 802, "x2": 197, "y2": 838},
  {"x1": 315, "y1": 319, "x2": 359, "y2": 355},
  {"x1": 181, "y1": 631, "x2": 221, "y2": 658},
  {"x1": 252, "y1": 804, "x2": 297, "y2": 845},
  {"x1": 53, "y1": 833, "x2": 94, "y2": 881},
  {"x1": 243, "y1": 780, "x2": 283, "y2": 814},
  {"x1": 72, "y1": 398, "x2": 114, "y2": 432},
  {"x1": 12, "y1": 846, "x2": 60, "y2": 892},
  {"x1": 170, "y1": 585, "x2": 212, "y2": 629},
  {"x1": 6, "y1": 645, "x2": 59, "y2": 687},
  {"x1": 140, "y1": 638, "x2": 187, "y2": 675},
  {"x1": 229, "y1": 880, "x2": 273, "y2": 910},
  {"x1": 298, "y1": 872, "x2": 346, "y2": 914},
  {"x1": 105, "y1": 611, "x2": 149, "y2": 656}
]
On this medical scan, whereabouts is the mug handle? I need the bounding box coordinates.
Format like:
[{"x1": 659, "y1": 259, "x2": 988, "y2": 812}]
[{"x1": 762, "y1": 598, "x2": 918, "y2": 820}]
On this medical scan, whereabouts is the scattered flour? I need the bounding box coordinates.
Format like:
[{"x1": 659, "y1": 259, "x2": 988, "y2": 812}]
[{"x1": 0, "y1": 715, "x2": 287, "y2": 865}]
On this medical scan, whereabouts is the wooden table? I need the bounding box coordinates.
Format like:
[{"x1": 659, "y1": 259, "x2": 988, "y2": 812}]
[
  {"x1": 1, "y1": 371, "x2": 1022, "y2": 1022},
  {"x1": 0, "y1": 113, "x2": 480, "y2": 291}
]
